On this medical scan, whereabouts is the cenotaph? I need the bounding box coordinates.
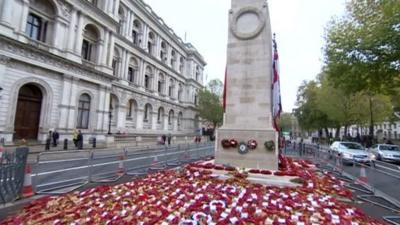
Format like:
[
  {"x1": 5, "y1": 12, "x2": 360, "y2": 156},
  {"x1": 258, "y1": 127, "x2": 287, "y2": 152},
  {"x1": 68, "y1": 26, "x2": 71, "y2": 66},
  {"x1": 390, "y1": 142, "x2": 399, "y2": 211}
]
[{"x1": 215, "y1": 0, "x2": 278, "y2": 170}]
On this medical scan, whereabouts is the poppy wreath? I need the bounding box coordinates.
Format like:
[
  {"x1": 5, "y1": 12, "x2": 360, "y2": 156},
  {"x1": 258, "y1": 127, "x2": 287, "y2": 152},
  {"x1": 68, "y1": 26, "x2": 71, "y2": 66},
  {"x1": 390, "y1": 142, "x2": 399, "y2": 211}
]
[
  {"x1": 247, "y1": 139, "x2": 258, "y2": 149},
  {"x1": 264, "y1": 140, "x2": 275, "y2": 151},
  {"x1": 221, "y1": 139, "x2": 231, "y2": 148},
  {"x1": 229, "y1": 139, "x2": 238, "y2": 148}
]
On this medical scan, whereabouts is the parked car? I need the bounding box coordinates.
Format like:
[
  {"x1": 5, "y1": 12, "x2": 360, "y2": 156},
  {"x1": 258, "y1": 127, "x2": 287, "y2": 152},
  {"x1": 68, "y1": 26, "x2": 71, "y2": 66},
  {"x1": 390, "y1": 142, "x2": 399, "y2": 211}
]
[
  {"x1": 369, "y1": 144, "x2": 400, "y2": 162},
  {"x1": 330, "y1": 141, "x2": 372, "y2": 165}
]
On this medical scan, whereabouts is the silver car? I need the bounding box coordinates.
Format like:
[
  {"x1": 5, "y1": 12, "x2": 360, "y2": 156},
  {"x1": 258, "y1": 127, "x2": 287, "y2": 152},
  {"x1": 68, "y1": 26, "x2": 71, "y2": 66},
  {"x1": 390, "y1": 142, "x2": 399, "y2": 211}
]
[
  {"x1": 330, "y1": 141, "x2": 372, "y2": 165},
  {"x1": 370, "y1": 144, "x2": 400, "y2": 162}
]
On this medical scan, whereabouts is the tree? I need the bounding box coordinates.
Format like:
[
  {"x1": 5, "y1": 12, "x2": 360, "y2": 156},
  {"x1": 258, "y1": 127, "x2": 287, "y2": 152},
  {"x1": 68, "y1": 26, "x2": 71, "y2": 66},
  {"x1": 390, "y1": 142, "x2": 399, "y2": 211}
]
[
  {"x1": 207, "y1": 79, "x2": 223, "y2": 97},
  {"x1": 279, "y1": 113, "x2": 293, "y2": 132},
  {"x1": 197, "y1": 89, "x2": 223, "y2": 128},
  {"x1": 324, "y1": 0, "x2": 400, "y2": 94}
]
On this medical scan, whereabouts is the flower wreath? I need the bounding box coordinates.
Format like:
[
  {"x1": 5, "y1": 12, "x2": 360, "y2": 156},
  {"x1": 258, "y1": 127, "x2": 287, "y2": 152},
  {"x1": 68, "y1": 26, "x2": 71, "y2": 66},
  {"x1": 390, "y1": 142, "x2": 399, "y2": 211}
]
[
  {"x1": 264, "y1": 140, "x2": 275, "y2": 151},
  {"x1": 247, "y1": 139, "x2": 258, "y2": 149},
  {"x1": 230, "y1": 139, "x2": 238, "y2": 148},
  {"x1": 221, "y1": 139, "x2": 231, "y2": 148}
]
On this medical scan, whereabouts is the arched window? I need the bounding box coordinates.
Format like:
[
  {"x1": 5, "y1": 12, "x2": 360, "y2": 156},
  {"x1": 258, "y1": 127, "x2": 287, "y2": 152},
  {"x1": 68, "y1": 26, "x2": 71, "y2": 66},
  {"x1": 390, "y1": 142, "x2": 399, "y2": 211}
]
[
  {"x1": 168, "y1": 78, "x2": 174, "y2": 98},
  {"x1": 132, "y1": 19, "x2": 142, "y2": 46},
  {"x1": 179, "y1": 57, "x2": 185, "y2": 73},
  {"x1": 25, "y1": 0, "x2": 56, "y2": 43},
  {"x1": 147, "y1": 31, "x2": 155, "y2": 55},
  {"x1": 171, "y1": 50, "x2": 176, "y2": 69},
  {"x1": 127, "y1": 99, "x2": 136, "y2": 118},
  {"x1": 158, "y1": 73, "x2": 165, "y2": 94},
  {"x1": 145, "y1": 66, "x2": 153, "y2": 90},
  {"x1": 112, "y1": 48, "x2": 121, "y2": 76},
  {"x1": 178, "y1": 112, "x2": 183, "y2": 127},
  {"x1": 82, "y1": 24, "x2": 100, "y2": 62},
  {"x1": 195, "y1": 66, "x2": 201, "y2": 81},
  {"x1": 144, "y1": 104, "x2": 152, "y2": 122},
  {"x1": 168, "y1": 110, "x2": 174, "y2": 125},
  {"x1": 128, "y1": 58, "x2": 138, "y2": 84},
  {"x1": 178, "y1": 83, "x2": 183, "y2": 101},
  {"x1": 157, "y1": 107, "x2": 164, "y2": 123},
  {"x1": 77, "y1": 94, "x2": 91, "y2": 129},
  {"x1": 160, "y1": 41, "x2": 167, "y2": 62}
]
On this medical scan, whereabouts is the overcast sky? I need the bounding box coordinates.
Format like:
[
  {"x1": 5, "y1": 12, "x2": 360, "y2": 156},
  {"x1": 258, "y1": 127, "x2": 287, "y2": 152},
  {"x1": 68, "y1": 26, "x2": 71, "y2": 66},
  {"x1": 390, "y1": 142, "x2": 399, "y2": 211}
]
[{"x1": 144, "y1": 0, "x2": 347, "y2": 112}]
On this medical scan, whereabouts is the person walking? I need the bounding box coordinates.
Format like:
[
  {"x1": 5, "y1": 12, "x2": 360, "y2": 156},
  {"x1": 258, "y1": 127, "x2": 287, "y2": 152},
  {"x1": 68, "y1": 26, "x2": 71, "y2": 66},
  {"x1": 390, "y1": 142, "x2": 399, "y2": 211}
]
[
  {"x1": 72, "y1": 129, "x2": 78, "y2": 147},
  {"x1": 52, "y1": 130, "x2": 59, "y2": 147},
  {"x1": 162, "y1": 135, "x2": 166, "y2": 145},
  {"x1": 77, "y1": 130, "x2": 83, "y2": 150},
  {"x1": 167, "y1": 133, "x2": 172, "y2": 145}
]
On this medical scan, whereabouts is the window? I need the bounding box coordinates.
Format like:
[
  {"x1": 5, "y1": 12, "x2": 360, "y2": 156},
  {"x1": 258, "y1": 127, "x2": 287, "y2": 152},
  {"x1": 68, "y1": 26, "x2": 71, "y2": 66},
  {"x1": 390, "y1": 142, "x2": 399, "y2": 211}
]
[
  {"x1": 157, "y1": 108, "x2": 163, "y2": 123},
  {"x1": 171, "y1": 50, "x2": 176, "y2": 68},
  {"x1": 145, "y1": 75, "x2": 150, "y2": 89},
  {"x1": 26, "y1": 13, "x2": 45, "y2": 41},
  {"x1": 144, "y1": 104, "x2": 151, "y2": 121},
  {"x1": 128, "y1": 67, "x2": 135, "y2": 83},
  {"x1": 82, "y1": 40, "x2": 92, "y2": 60},
  {"x1": 158, "y1": 80, "x2": 162, "y2": 93},
  {"x1": 127, "y1": 100, "x2": 133, "y2": 118},
  {"x1": 112, "y1": 58, "x2": 118, "y2": 76},
  {"x1": 132, "y1": 30, "x2": 137, "y2": 45},
  {"x1": 179, "y1": 57, "x2": 184, "y2": 73},
  {"x1": 168, "y1": 110, "x2": 174, "y2": 125},
  {"x1": 169, "y1": 86, "x2": 173, "y2": 97},
  {"x1": 194, "y1": 94, "x2": 198, "y2": 105},
  {"x1": 81, "y1": 24, "x2": 99, "y2": 62},
  {"x1": 147, "y1": 42, "x2": 152, "y2": 54},
  {"x1": 77, "y1": 94, "x2": 91, "y2": 129}
]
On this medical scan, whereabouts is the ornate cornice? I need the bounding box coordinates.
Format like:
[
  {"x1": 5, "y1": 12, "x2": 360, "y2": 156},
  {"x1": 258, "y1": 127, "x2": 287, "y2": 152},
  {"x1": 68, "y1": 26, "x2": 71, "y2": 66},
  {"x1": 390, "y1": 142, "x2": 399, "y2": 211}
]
[{"x1": 0, "y1": 35, "x2": 117, "y2": 84}]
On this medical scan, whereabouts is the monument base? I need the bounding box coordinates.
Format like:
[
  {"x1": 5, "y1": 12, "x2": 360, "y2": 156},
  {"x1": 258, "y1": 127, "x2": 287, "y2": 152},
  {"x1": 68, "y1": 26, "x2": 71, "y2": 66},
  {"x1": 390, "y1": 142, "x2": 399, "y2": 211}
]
[{"x1": 215, "y1": 128, "x2": 278, "y2": 170}]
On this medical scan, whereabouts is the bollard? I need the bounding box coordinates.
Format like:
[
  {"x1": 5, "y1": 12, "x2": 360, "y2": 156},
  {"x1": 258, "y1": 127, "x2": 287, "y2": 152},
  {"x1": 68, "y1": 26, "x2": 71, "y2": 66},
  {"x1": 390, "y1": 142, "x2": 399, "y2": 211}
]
[
  {"x1": 92, "y1": 137, "x2": 96, "y2": 148},
  {"x1": 45, "y1": 138, "x2": 51, "y2": 151},
  {"x1": 63, "y1": 139, "x2": 68, "y2": 150}
]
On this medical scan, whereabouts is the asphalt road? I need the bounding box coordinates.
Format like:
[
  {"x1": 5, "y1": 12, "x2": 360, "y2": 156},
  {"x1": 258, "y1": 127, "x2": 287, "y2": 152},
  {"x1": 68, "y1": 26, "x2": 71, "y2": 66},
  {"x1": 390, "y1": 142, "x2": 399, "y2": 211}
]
[{"x1": 31, "y1": 143, "x2": 214, "y2": 193}]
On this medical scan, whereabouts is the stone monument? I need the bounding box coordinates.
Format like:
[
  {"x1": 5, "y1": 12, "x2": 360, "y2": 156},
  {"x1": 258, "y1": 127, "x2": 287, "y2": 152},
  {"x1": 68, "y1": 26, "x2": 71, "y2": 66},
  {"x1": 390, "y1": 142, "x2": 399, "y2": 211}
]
[{"x1": 215, "y1": 0, "x2": 278, "y2": 170}]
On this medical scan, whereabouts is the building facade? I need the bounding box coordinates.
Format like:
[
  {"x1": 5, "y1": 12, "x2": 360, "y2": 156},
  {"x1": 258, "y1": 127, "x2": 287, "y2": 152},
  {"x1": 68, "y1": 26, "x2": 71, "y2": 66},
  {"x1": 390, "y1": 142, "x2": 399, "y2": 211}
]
[{"x1": 0, "y1": 0, "x2": 206, "y2": 144}]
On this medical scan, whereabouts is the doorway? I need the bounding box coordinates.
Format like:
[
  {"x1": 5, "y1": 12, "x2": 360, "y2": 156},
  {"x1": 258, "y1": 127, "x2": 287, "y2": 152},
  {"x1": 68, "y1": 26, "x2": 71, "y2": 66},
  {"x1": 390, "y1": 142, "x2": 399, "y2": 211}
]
[{"x1": 14, "y1": 84, "x2": 43, "y2": 140}]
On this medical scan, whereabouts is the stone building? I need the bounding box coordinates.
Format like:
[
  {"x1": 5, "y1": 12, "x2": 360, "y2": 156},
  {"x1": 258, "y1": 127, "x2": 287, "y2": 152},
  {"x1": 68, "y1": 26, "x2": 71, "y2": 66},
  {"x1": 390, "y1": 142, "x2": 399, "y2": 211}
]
[{"x1": 0, "y1": 0, "x2": 206, "y2": 144}]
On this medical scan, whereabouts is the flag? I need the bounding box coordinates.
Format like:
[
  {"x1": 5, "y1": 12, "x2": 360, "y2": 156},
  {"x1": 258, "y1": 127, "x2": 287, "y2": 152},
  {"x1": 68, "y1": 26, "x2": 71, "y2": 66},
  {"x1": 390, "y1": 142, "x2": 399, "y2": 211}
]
[
  {"x1": 223, "y1": 67, "x2": 227, "y2": 112},
  {"x1": 272, "y1": 35, "x2": 282, "y2": 132}
]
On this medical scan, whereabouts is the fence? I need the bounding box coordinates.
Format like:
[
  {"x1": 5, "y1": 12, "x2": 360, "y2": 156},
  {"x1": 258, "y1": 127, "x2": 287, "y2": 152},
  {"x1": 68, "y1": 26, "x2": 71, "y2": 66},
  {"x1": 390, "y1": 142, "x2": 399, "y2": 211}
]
[
  {"x1": 0, "y1": 147, "x2": 29, "y2": 204},
  {"x1": 285, "y1": 142, "x2": 400, "y2": 210},
  {"x1": 32, "y1": 142, "x2": 215, "y2": 194}
]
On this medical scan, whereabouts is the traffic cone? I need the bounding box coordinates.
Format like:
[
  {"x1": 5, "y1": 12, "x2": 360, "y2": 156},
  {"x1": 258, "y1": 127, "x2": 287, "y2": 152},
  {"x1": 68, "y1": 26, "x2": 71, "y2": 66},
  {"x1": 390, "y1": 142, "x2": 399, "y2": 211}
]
[
  {"x1": 150, "y1": 155, "x2": 165, "y2": 170},
  {"x1": 22, "y1": 164, "x2": 34, "y2": 197},
  {"x1": 117, "y1": 155, "x2": 125, "y2": 176},
  {"x1": 356, "y1": 164, "x2": 368, "y2": 185}
]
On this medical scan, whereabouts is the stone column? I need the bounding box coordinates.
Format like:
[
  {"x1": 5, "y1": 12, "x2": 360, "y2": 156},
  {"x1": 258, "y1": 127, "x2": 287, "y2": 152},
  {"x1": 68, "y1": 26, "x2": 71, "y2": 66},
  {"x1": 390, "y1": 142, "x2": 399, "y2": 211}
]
[
  {"x1": 141, "y1": 25, "x2": 148, "y2": 49},
  {"x1": 101, "y1": 29, "x2": 109, "y2": 66},
  {"x1": 164, "y1": 114, "x2": 169, "y2": 131},
  {"x1": 117, "y1": 105, "x2": 126, "y2": 129},
  {"x1": 107, "y1": 34, "x2": 115, "y2": 67},
  {"x1": 0, "y1": 0, "x2": 14, "y2": 26},
  {"x1": 58, "y1": 76, "x2": 73, "y2": 130},
  {"x1": 113, "y1": 0, "x2": 120, "y2": 18},
  {"x1": 96, "y1": 86, "x2": 107, "y2": 132},
  {"x1": 127, "y1": 11, "x2": 134, "y2": 39},
  {"x1": 18, "y1": 0, "x2": 29, "y2": 34},
  {"x1": 66, "y1": 8, "x2": 78, "y2": 52},
  {"x1": 52, "y1": 19, "x2": 62, "y2": 49},
  {"x1": 74, "y1": 12, "x2": 84, "y2": 55},
  {"x1": 66, "y1": 77, "x2": 79, "y2": 130},
  {"x1": 152, "y1": 112, "x2": 157, "y2": 132}
]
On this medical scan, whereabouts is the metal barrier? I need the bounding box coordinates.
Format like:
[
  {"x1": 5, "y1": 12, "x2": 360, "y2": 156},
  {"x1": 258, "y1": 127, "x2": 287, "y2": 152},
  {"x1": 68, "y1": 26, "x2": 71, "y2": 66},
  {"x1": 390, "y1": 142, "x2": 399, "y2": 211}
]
[
  {"x1": 32, "y1": 143, "x2": 215, "y2": 195},
  {"x1": 287, "y1": 143, "x2": 400, "y2": 210},
  {"x1": 34, "y1": 150, "x2": 91, "y2": 194},
  {"x1": 0, "y1": 147, "x2": 28, "y2": 204}
]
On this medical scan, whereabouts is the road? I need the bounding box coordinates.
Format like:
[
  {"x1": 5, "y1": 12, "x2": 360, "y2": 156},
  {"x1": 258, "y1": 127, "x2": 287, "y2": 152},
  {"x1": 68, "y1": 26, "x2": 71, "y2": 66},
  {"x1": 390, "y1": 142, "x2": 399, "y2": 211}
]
[{"x1": 31, "y1": 143, "x2": 214, "y2": 193}]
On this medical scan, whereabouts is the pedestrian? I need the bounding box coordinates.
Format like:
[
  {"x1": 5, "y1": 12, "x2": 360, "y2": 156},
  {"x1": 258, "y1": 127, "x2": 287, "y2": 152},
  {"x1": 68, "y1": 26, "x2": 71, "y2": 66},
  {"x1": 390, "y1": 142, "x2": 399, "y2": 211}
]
[
  {"x1": 52, "y1": 129, "x2": 59, "y2": 147},
  {"x1": 162, "y1": 135, "x2": 166, "y2": 145},
  {"x1": 77, "y1": 130, "x2": 83, "y2": 149},
  {"x1": 167, "y1": 133, "x2": 172, "y2": 145},
  {"x1": 72, "y1": 129, "x2": 78, "y2": 147}
]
